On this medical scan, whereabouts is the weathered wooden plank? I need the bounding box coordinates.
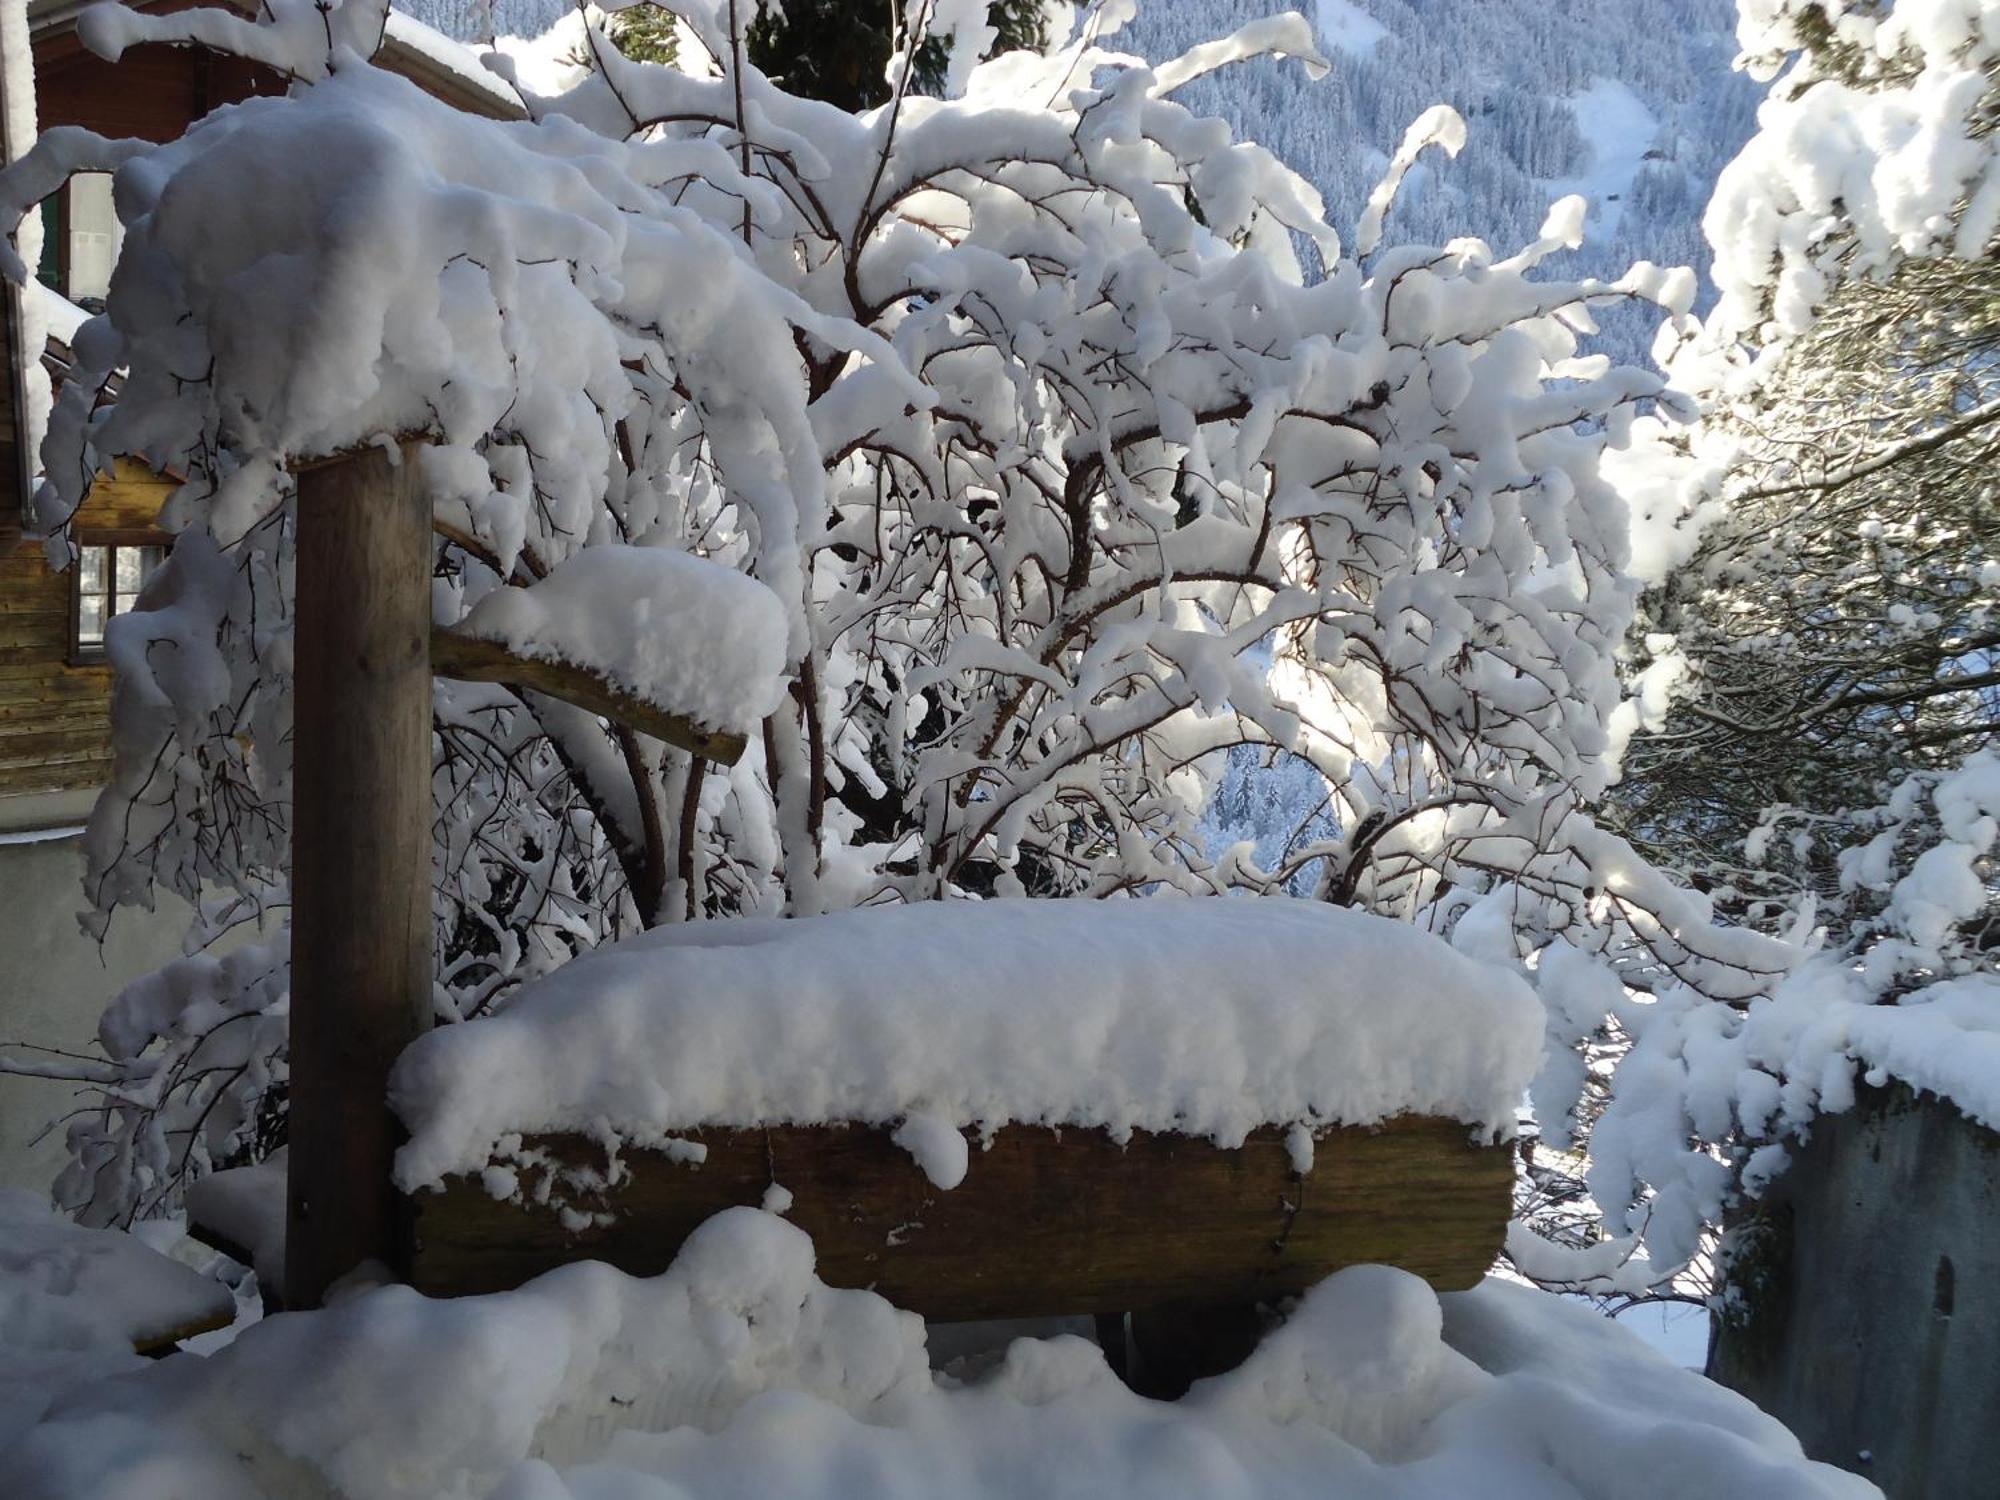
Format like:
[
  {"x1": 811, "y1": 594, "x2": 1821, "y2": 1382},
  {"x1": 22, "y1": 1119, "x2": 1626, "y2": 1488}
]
[
  {"x1": 73, "y1": 464, "x2": 177, "y2": 531},
  {"x1": 133, "y1": 1305, "x2": 238, "y2": 1358},
  {"x1": 0, "y1": 764, "x2": 107, "y2": 800},
  {"x1": 0, "y1": 613, "x2": 72, "y2": 649},
  {"x1": 0, "y1": 570, "x2": 69, "y2": 608},
  {"x1": 0, "y1": 704, "x2": 105, "y2": 732},
  {"x1": 0, "y1": 742, "x2": 107, "y2": 771},
  {"x1": 0, "y1": 640, "x2": 80, "y2": 667},
  {"x1": 0, "y1": 665, "x2": 110, "y2": 700},
  {"x1": 286, "y1": 443, "x2": 434, "y2": 1310},
  {"x1": 432, "y1": 627, "x2": 750, "y2": 766},
  {"x1": 410, "y1": 1118, "x2": 1511, "y2": 1318},
  {"x1": 0, "y1": 724, "x2": 111, "y2": 762}
]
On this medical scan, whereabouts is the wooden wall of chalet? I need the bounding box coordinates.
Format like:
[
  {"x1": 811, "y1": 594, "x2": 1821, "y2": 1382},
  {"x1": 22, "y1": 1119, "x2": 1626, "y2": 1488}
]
[
  {"x1": 34, "y1": 32, "x2": 285, "y2": 142},
  {"x1": 0, "y1": 21, "x2": 276, "y2": 808},
  {"x1": 3, "y1": 8, "x2": 521, "y2": 805},
  {"x1": 0, "y1": 462, "x2": 175, "y2": 798},
  {"x1": 0, "y1": 290, "x2": 20, "y2": 547},
  {"x1": 34, "y1": 12, "x2": 523, "y2": 138}
]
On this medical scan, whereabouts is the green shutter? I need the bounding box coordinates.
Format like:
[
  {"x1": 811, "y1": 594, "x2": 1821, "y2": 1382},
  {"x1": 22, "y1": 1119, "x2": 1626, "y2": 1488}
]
[{"x1": 36, "y1": 196, "x2": 59, "y2": 289}]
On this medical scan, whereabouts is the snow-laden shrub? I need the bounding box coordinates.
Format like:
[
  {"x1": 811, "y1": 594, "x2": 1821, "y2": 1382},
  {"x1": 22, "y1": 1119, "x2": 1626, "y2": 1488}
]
[
  {"x1": 0, "y1": 0, "x2": 1793, "y2": 1271},
  {"x1": 1506, "y1": 0, "x2": 2000, "y2": 1296}
]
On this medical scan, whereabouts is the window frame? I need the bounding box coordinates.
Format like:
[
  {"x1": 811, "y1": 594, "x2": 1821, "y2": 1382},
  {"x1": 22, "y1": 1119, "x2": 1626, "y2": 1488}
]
[
  {"x1": 68, "y1": 529, "x2": 169, "y2": 666},
  {"x1": 34, "y1": 173, "x2": 126, "y2": 308},
  {"x1": 61, "y1": 172, "x2": 121, "y2": 306}
]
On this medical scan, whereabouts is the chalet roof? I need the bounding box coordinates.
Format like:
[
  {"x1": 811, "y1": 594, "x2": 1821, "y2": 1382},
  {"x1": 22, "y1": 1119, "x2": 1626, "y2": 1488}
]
[
  {"x1": 4, "y1": 0, "x2": 529, "y2": 536},
  {"x1": 26, "y1": 0, "x2": 527, "y2": 120},
  {"x1": 377, "y1": 10, "x2": 527, "y2": 120}
]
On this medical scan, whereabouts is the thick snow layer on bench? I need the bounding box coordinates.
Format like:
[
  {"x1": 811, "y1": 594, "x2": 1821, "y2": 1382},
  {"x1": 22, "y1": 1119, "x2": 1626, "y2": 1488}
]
[
  {"x1": 0, "y1": 1191, "x2": 233, "y2": 1446},
  {"x1": 456, "y1": 545, "x2": 789, "y2": 734},
  {"x1": 390, "y1": 897, "x2": 1544, "y2": 1191},
  {"x1": 3, "y1": 1208, "x2": 1875, "y2": 1500},
  {"x1": 186, "y1": 1152, "x2": 288, "y2": 1287}
]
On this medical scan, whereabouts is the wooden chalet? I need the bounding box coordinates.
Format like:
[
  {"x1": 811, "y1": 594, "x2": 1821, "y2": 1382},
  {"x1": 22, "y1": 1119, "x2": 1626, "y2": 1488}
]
[{"x1": 0, "y1": 0, "x2": 523, "y2": 827}]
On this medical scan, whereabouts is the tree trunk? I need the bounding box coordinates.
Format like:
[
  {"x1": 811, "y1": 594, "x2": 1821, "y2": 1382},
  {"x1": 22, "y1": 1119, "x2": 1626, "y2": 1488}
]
[{"x1": 284, "y1": 443, "x2": 433, "y2": 1309}]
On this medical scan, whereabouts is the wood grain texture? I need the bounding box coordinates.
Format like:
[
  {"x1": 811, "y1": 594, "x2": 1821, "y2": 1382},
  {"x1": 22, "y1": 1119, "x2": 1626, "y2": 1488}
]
[
  {"x1": 410, "y1": 1117, "x2": 1511, "y2": 1318},
  {"x1": 285, "y1": 443, "x2": 435, "y2": 1309},
  {"x1": 432, "y1": 628, "x2": 750, "y2": 766},
  {"x1": 132, "y1": 1305, "x2": 237, "y2": 1357},
  {"x1": 0, "y1": 461, "x2": 175, "y2": 799}
]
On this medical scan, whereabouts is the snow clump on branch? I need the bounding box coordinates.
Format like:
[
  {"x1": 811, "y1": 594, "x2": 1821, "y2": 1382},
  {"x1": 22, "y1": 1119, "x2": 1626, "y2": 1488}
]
[{"x1": 0, "y1": 0, "x2": 1783, "y2": 1284}]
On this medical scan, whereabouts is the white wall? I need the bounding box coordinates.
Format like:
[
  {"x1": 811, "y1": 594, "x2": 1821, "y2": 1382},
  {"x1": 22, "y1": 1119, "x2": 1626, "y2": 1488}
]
[{"x1": 0, "y1": 809, "x2": 190, "y2": 1194}]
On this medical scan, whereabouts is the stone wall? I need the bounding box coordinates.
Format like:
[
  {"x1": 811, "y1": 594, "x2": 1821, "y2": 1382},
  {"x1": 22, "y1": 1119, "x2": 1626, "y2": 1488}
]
[{"x1": 0, "y1": 823, "x2": 186, "y2": 1193}]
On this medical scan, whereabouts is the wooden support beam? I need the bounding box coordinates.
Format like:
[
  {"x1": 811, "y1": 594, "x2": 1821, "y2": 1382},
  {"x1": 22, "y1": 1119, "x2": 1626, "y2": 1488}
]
[
  {"x1": 409, "y1": 1117, "x2": 1512, "y2": 1317},
  {"x1": 285, "y1": 443, "x2": 434, "y2": 1310},
  {"x1": 431, "y1": 627, "x2": 749, "y2": 766}
]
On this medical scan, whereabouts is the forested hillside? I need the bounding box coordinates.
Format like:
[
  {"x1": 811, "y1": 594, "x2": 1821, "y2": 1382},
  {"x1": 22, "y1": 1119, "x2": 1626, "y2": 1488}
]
[
  {"x1": 397, "y1": 3, "x2": 1764, "y2": 882},
  {"x1": 409, "y1": 0, "x2": 1761, "y2": 364},
  {"x1": 1146, "y1": 1, "x2": 1758, "y2": 358}
]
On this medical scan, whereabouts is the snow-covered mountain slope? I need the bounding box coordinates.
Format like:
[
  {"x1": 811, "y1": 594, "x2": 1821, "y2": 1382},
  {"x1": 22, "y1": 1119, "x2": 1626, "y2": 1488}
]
[
  {"x1": 1118, "y1": 1, "x2": 1762, "y2": 878},
  {"x1": 404, "y1": 1, "x2": 1758, "y2": 368},
  {"x1": 1119, "y1": 0, "x2": 1760, "y2": 366},
  {"x1": 397, "y1": 0, "x2": 568, "y2": 42},
  {"x1": 396, "y1": 0, "x2": 1759, "y2": 883}
]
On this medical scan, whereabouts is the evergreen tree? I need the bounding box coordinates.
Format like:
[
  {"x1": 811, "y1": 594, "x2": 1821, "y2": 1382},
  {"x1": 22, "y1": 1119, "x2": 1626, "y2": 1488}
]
[{"x1": 610, "y1": 1, "x2": 1050, "y2": 110}]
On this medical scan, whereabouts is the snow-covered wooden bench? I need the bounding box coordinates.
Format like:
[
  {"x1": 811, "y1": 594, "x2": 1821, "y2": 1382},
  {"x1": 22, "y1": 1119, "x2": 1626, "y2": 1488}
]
[
  {"x1": 280, "y1": 451, "x2": 1537, "y2": 1339},
  {"x1": 388, "y1": 898, "x2": 1542, "y2": 1327},
  {"x1": 2, "y1": 1191, "x2": 236, "y2": 1354}
]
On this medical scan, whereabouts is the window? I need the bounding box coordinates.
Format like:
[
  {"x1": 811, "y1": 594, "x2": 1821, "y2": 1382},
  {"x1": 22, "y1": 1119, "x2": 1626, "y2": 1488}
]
[
  {"x1": 36, "y1": 172, "x2": 125, "y2": 308},
  {"x1": 71, "y1": 539, "x2": 165, "y2": 661}
]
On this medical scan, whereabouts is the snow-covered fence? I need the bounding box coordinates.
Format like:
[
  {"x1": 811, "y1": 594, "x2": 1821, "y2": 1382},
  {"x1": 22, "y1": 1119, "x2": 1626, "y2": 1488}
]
[
  {"x1": 282, "y1": 439, "x2": 779, "y2": 1305},
  {"x1": 409, "y1": 1118, "x2": 1511, "y2": 1319}
]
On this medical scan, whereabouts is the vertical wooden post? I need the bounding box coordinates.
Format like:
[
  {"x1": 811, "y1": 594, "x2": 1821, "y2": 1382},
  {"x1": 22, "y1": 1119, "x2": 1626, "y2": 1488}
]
[{"x1": 285, "y1": 442, "x2": 432, "y2": 1310}]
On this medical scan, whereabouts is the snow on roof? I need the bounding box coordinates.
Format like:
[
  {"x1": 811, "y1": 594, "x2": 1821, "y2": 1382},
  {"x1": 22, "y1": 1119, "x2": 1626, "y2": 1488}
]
[
  {"x1": 389, "y1": 896, "x2": 1546, "y2": 1191},
  {"x1": 379, "y1": 8, "x2": 526, "y2": 118},
  {"x1": 480, "y1": 7, "x2": 595, "y2": 100},
  {"x1": 454, "y1": 543, "x2": 790, "y2": 738},
  {"x1": 1, "y1": 1206, "x2": 1876, "y2": 1499}
]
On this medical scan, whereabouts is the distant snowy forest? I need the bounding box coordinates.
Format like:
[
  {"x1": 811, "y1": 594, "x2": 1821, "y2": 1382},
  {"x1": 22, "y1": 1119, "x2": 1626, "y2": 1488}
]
[
  {"x1": 395, "y1": 0, "x2": 1765, "y2": 880},
  {"x1": 410, "y1": 0, "x2": 1763, "y2": 364}
]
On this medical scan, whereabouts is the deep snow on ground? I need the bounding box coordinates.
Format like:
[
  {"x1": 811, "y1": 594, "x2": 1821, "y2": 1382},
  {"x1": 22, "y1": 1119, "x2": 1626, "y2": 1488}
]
[{"x1": 2, "y1": 1208, "x2": 1878, "y2": 1500}]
